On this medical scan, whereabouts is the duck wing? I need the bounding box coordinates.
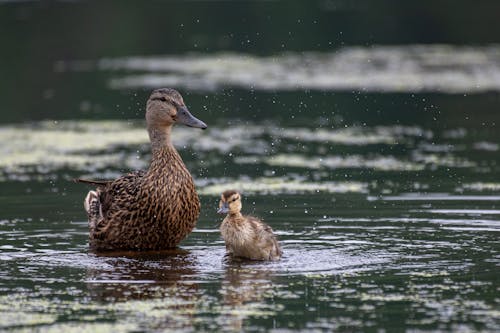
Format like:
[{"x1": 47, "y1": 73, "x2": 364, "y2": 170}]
[
  {"x1": 98, "y1": 170, "x2": 146, "y2": 218},
  {"x1": 248, "y1": 216, "x2": 283, "y2": 260},
  {"x1": 262, "y1": 224, "x2": 282, "y2": 258},
  {"x1": 80, "y1": 170, "x2": 146, "y2": 243}
]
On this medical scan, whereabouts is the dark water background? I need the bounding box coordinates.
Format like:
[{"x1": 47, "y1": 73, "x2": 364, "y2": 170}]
[{"x1": 1, "y1": 1, "x2": 499, "y2": 332}]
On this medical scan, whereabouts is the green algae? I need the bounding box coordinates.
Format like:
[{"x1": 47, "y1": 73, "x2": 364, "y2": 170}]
[{"x1": 198, "y1": 177, "x2": 367, "y2": 195}]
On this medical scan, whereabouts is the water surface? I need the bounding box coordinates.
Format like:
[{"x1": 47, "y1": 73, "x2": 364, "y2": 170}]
[
  {"x1": 1, "y1": 1, "x2": 500, "y2": 332},
  {"x1": 1, "y1": 112, "x2": 499, "y2": 331}
]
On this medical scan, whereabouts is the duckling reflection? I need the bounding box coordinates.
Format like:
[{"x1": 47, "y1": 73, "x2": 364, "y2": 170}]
[
  {"x1": 85, "y1": 249, "x2": 198, "y2": 302},
  {"x1": 220, "y1": 265, "x2": 277, "y2": 331},
  {"x1": 218, "y1": 190, "x2": 282, "y2": 261}
]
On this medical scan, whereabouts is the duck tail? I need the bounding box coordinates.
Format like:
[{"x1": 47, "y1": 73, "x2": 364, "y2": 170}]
[{"x1": 73, "y1": 178, "x2": 110, "y2": 186}]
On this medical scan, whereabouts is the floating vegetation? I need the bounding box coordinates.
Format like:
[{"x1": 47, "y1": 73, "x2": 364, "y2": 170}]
[
  {"x1": 98, "y1": 45, "x2": 500, "y2": 93},
  {"x1": 2, "y1": 3, "x2": 500, "y2": 331},
  {"x1": 279, "y1": 125, "x2": 432, "y2": 145},
  {"x1": 473, "y1": 142, "x2": 499, "y2": 151},
  {"x1": 460, "y1": 182, "x2": 500, "y2": 191},
  {"x1": 0, "y1": 120, "x2": 480, "y2": 186},
  {"x1": 0, "y1": 121, "x2": 148, "y2": 177},
  {"x1": 238, "y1": 154, "x2": 425, "y2": 171},
  {"x1": 412, "y1": 152, "x2": 477, "y2": 168},
  {"x1": 0, "y1": 101, "x2": 499, "y2": 332},
  {"x1": 198, "y1": 177, "x2": 367, "y2": 195}
]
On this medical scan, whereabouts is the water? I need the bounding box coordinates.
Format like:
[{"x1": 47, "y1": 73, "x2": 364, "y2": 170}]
[
  {"x1": 1, "y1": 115, "x2": 498, "y2": 332},
  {"x1": 1, "y1": 1, "x2": 500, "y2": 332},
  {"x1": 100, "y1": 45, "x2": 500, "y2": 93}
]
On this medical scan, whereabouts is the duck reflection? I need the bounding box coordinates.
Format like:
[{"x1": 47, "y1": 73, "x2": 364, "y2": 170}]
[
  {"x1": 85, "y1": 248, "x2": 199, "y2": 302},
  {"x1": 220, "y1": 260, "x2": 276, "y2": 331}
]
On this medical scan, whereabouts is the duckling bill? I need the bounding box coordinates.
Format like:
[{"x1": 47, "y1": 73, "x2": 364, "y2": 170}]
[
  {"x1": 218, "y1": 190, "x2": 282, "y2": 261},
  {"x1": 76, "y1": 88, "x2": 206, "y2": 251}
]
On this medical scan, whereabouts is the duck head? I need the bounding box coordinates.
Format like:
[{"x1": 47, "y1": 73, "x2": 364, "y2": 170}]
[
  {"x1": 218, "y1": 190, "x2": 242, "y2": 215},
  {"x1": 146, "y1": 88, "x2": 207, "y2": 130}
]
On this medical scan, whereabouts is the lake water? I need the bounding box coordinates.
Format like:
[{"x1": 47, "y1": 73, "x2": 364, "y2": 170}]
[{"x1": 1, "y1": 1, "x2": 499, "y2": 332}]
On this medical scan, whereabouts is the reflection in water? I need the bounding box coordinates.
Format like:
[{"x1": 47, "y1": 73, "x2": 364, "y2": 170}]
[
  {"x1": 85, "y1": 249, "x2": 200, "y2": 330},
  {"x1": 219, "y1": 262, "x2": 276, "y2": 331},
  {"x1": 86, "y1": 249, "x2": 199, "y2": 301},
  {"x1": 0, "y1": 205, "x2": 498, "y2": 331},
  {"x1": 85, "y1": 250, "x2": 282, "y2": 331}
]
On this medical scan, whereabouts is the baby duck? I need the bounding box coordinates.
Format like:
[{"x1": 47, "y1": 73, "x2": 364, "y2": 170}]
[{"x1": 218, "y1": 190, "x2": 282, "y2": 261}]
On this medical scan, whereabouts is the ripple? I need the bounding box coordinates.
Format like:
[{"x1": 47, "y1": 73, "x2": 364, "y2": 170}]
[
  {"x1": 260, "y1": 248, "x2": 394, "y2": 275},
  {"x1": 4, "y1": 245, "x2": 393, "y2": 281}
]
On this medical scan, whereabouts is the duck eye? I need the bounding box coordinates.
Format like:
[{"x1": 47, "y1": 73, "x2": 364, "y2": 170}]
[{"x1": 152, "y1": 96, "x2": 167, "y2": 102}]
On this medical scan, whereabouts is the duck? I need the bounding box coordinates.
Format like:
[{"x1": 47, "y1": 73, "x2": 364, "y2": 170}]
[
  {"x1": 75, "y1": 88, "x2": 207, "y2": 251},
  {"x1": 217, "y1": 190, "x2": 282, "y2": 261}
]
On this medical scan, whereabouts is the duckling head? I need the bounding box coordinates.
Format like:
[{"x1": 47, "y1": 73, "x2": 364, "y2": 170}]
[
  {"x1": 217, "y1": 190, "x2": 242, "y2": 215},
  {"x1": 146, "y1": 88, "x2": 207, "y2": 130}
]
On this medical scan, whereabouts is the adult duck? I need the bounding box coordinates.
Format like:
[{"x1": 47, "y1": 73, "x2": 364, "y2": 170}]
[{"x1": 76, "y1": 88, "x2": 207, "y2": 251}]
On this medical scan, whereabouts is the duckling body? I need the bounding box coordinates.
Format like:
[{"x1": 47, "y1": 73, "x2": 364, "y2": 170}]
[
  {"x1": 218, "y1": 190, "x2": 281, "y2": 261},
  {"x1": 77, "y1": 88, "x2": 207, "y2": 251}
]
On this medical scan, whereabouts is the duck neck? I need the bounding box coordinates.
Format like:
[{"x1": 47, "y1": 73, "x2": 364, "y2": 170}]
[
  {"x1": 229, "y1": 211, "x2": 243, "y2": 219},
  {"x1": 147, "y1": 125, "x2": 183, "y2": 173},
  {"x1": 148, "y1": 125, "x2": 173, "y2": 151}
]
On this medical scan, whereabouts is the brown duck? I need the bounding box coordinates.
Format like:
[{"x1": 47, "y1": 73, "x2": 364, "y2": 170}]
[
  {"x1": 76, "y1": 88, "x2": 207, "y2": 251},
  {"x1": 218, "y1": 190, "x2": 282, "y2": 261}
]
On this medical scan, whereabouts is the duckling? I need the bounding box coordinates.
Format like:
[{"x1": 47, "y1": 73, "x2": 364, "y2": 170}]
[
  {"x1": 218, "y1": 190, "x2": 282, "y2": 261},
  {"x1": 75, "y1": 88, "x2": 207, "y2": 251}
]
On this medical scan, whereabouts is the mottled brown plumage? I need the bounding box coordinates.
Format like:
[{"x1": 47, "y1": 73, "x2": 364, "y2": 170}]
[
  {"x1": 76, "y1": 88, "x2": 207, "y2": 251},
  {"x1": 218, "y1": 191, "x2": 282, "y2": 261}
]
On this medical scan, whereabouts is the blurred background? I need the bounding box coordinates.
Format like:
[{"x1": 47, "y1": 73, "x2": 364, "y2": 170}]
[
  {"x1": 2, "y1": 0, "x2": 500, "y2": 123},
  {"x1": 1, "y1": 1, "x2": 499, "y2": 332}
]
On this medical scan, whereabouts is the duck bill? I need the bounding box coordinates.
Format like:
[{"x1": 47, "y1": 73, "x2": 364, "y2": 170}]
[
  {"x1": 176, "y1": 106, "x2": 207, "y2": 129},
  {"x1": 217, "y1": 203, "x2": 229, "y2": 214}
]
